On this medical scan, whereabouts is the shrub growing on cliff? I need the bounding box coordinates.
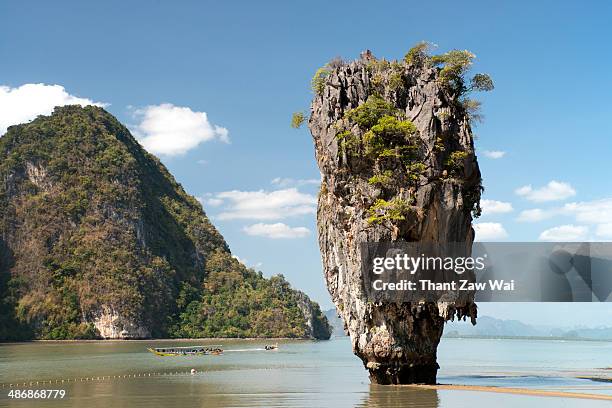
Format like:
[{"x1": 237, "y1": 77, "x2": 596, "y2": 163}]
[
  {"x1": 388, "y1": 71, "x2": 404, "y2": 91},
  {"x1": 291, "y1": 111, "x2": 307, "y2": 128},
  {"x1": 407, "y1": 162, "x2": 428, "y2": 183},
  {"x1": 469, "y1": 73, "x2": 494, "y2": 92},
  {"x1": 345, "y1": 95, "x2": 399, "y2": 129},
  {"x1": 404, "y1": 41, "x2": 432, "y2": 67},
  {"x1": 336, "y1": 130, "x2": 360, "y2": 152},
  {"x1": 367, "y1": 198, "x2": 412, "y2": 225},
  {"x1": 428, "y1": 49, "x2": 495, "y2": 103},
  {"x1": 363, "y1": 115, "x2": 418, "y2": 158},
  {"x1": 368, "y1": 170, "x2": 394, "y2": 187},
  {"x1": 311, "y1": 66, "x2": 331, "y2": 96},
  {"x1": 444, "y1": 150, "x2": 468, "y2": 175},
  {"x1": 430, "y1": 50, "x2": 475, "y2": 93}
]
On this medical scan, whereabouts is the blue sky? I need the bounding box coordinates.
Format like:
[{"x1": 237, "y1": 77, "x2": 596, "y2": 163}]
[{"x1": 1, "y1": 0, "x2": 612, "y2": 325}]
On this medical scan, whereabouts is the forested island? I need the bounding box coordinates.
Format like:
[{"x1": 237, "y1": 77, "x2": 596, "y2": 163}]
[{"x1": 0, "y1": 106, "x2": 331, "y2": 341}]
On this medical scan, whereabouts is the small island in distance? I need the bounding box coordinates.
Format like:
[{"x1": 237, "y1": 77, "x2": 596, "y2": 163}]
[{"x1": 0, "y1": 106, "x2": 331, "y2": 341}]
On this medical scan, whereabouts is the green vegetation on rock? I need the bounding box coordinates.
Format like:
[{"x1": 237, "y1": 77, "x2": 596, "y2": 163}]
[
  {"x1": 311, "y1": 66, "x2": 330, "y2": 96},
  {"x1": 368, "y1": 170, "x2": 393, "y2": 187},
  {"x1": 344, "y1": 95, "x2": 398, "y2": 129},
  {"x1": 367, "y1": 198, "x2": 412, "y2": 225},
  {"x1": 335, "y1": 95, "x2": 424, "y2": 224},
  {"x1": 172, "y1": 250, "x2": 330, "y2": 339},
  {"x1": 404, "y1": 41, "x2": 431, "y2": 67},
  {"x1": 291, "y1": 111, "x2": 307, "y2": 128},
  {"x1": 298, "y1": 42, "x2": 492, "y2": 226}
]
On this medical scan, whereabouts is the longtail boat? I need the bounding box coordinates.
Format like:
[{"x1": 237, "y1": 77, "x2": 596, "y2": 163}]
[{"x1": 147, "y1": 345, "x2": 223, "y2": 356}]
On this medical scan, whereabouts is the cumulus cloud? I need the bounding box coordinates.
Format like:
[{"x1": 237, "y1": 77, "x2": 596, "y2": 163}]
[
  {"x1": 243, "y1": 223, "x2": 310, "y2": 239},
  {"x1": 483, "y1": 150, "x2": 506, "y2": 159},
  {"x1": 515, "y1": 181, "x2": 576, "y2": 202},
  {"x1": 517, "y1": 208, "x2": 553, "y2": 222},
  {"x1": 562, "y1": 198, "x2": 612, "y2": 224},
  {"x1": 538, "y1": 225, "x2": 588, "y2": 241},
  {"x1": 270, "y1": 177, "x2": 320, "y2": 188},
  {"x1": 481, "y1": 199, "x2": 513, "y2": 215},
  {"x1": 517, "y1": 198, "x2": 612, "y2": 224},
  {"x1": 516, "y1": 199, "x2": 612, "y2": 240},
  {"x1": 131, "y1": 103, "x2": 228, "y2": 156},
  {"x1": 210, "y1": 188, "x2": 316, "y2": 220},
  {"x1": 205, "y1": 198, "x2": 224, "y2": 207},
  {"x1": 0, "y1": 83, "x2": 106, "y2": 135},
  {"x1": 473, "y1": 222, "x2": 508, "y2": 241}
]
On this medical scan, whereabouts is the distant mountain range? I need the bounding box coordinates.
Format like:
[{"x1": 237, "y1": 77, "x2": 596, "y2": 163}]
[
  {"x1": 445, "y1": 315, "x2": 612, "y2": 340},
  {"x1": 325, "y1": 309, "x2": 612, "y2": 340}
]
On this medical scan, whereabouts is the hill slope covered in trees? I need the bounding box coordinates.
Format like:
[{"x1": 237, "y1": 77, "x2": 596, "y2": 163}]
[{"x1": 0, "y1": 105, "x2": 330, "y2": 341}]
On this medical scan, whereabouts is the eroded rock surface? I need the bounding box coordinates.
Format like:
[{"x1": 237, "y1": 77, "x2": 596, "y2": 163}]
[
  {"x1": 93, "y1": 307, "x2": 150, "y2": 339},
  {"x1": 309, "y1": 51, "x2": 481, "y2": 384}
]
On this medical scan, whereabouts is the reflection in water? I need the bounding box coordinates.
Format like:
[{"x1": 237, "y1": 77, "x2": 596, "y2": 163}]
[{"x1": 358, "y1": 385, "x2": 439, "y2": 408}]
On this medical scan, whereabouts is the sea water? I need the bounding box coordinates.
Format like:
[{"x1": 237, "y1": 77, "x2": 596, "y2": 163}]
[{"x1": 0, "y1": 337, "x2": 610, "y2": 407}]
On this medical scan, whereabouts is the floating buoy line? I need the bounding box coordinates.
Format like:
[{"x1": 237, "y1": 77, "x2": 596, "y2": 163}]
[{"x1": 1, "y1": 370, "x2": 203, "y2": 389}]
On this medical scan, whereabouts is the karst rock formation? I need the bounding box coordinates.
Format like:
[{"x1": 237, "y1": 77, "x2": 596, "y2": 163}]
[
  {"x1": 0, "y1": 106, "x2": 331, "y2": 341},
  {"x1": 308, "y1": 48, "x2": 484, "y2": 384}
]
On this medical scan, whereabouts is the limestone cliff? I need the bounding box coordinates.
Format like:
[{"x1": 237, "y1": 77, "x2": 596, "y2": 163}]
[
  {"x1": 0, "y1": 105, "x2": 331, "y2": 341},
  {"x1": 308, "y1": 47, "x2": 487, "y2": 384}
]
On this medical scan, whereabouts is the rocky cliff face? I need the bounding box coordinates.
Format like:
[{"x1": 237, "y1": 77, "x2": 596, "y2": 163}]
[
  {"x1": 295, "y1": 291, "x2": 333, "y2": 340},
  {"x1": 308, "y1": 50, "x2": 482, "y2": 384},
  {"x1": 0, "y1": 105, "x2": 331, "y2": 341}
]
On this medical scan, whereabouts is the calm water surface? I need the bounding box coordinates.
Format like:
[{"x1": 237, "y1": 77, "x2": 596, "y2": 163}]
[{"x1": 1, "y1": 337, "x2": 611, "y2": 407}]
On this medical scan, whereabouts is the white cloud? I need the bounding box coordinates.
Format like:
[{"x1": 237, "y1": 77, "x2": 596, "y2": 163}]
[
  {"x1": 562, "y1": 198, "x2": 612, "y2": 224},
  {"x1": 483, "y1": 150, "x2": 506, "y2": 159},
  {"x1": 473, "y1": 222, "x2": 508, "y2": 241},
  {"x1": 481, "y1": 199, "x2": 513, "y2": 215},
  {"x1": 0, "y1": 83, "x2": 106, "y2": 135},
  {"x1": 210, "y1": 188, "x2": 316, "y2": 220},
  {"x1": 539, "y1": 225, "x2": 588, "y2": 241},
  {"x1": 517, "y1": 208, "x2": 553, "y2": 222},
  {"x1": 596, "y1": 223, "x2": 612, "y2": 239},
  {"x1": 515, "y1": 199, "x2": 612, "y2": 240},
  {"x1": 205, "y1": 198, "x2": 224, "y2": 207},
  {"x1": 243, "y1": 223, "x2": 310, "y2": 239},
  {"x1": 271, "y1": 177, "x2": 321, "y2": 188},
  {"x1": 131, "y1": 103, "x2": 228, "y2": 156},
  {"x1": 515, "y1": 181, "x2": 576, "y2": 202}
]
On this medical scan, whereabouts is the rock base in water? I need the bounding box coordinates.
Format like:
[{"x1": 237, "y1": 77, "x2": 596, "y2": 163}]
[{"x1": 368, "y1": 363, "x2": 439, "y2": 385}]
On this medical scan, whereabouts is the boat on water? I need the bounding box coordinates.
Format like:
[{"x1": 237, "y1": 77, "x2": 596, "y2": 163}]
[
  {"x1": 147, "y1": 345, "x2": 223, "y2": 356},
  {"x1": 264, "y1": 343, "x2": 279, "y2": 351}
]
